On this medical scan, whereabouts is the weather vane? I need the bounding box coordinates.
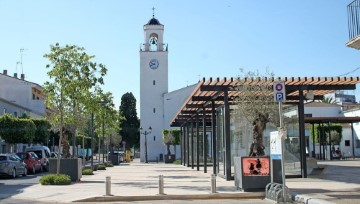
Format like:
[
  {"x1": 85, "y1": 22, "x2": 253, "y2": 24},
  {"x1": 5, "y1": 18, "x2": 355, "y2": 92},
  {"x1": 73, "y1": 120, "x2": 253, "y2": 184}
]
[{"x1": 152, "y1": 7, "x2": 155, "y2": 18}]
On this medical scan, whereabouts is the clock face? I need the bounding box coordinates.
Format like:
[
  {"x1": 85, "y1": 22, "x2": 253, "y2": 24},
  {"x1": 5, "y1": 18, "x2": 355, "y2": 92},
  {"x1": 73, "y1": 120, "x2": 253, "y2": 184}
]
[{"x1": 149, "y1": 59, "x2": 159, "y2": 69}]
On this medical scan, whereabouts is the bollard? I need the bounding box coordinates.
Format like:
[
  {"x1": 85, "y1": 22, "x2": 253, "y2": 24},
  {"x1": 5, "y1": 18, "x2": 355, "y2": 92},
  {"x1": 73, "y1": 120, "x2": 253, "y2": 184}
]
[
  {"x1": 106, "y1": 176, "x2": 111, "y2": 196},
  {"x1": 211, "y1": 174, "x2": 217, "y2": 193},
  {"x1": 159, "y1": 175, "x2": 165, "y2": 195}
]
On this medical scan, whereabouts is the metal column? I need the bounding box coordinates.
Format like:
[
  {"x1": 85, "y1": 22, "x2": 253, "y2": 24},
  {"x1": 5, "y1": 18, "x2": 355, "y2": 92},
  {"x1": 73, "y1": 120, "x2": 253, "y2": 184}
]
[
  {"x1": 203, "y1": 107, "x2": 207, "y2": 173},
  {"x1": 298, "y1": 88, "x2": 307, "y2": 178},
  {"x1": 196, "y1": 113, "x2": 200, "y2": 171},
  {"x1": 352, "y1": 122, "x2": 355, "y2": 159},
  {"x1": 186, "y1": 123, "x2": 190, "y2": 167},
  {"x1": 211, "y1": 100, "x2": 217, "y2": 175},
  {"x1": 191, "y1": 118, "x2": 194, "y2": 169},
  {"x1": 224, "y1": 91, "x2": 231, "y2": 181}
]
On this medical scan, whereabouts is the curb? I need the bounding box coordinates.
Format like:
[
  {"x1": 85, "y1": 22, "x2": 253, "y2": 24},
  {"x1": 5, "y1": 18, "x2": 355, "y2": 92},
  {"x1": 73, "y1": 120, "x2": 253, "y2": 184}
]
[
  {"x1": 292, "y1": 192, "x2": 335, "y2": 204},
  {"x1": 74, "y1": 192, "x2": 265, "y2": 202}
]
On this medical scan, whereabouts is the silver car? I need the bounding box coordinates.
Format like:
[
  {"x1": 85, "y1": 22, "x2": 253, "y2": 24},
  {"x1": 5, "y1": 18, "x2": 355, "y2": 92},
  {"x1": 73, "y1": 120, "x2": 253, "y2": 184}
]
[{"x1": 0, "y1": 153, "x2": 27, "y2": 178}]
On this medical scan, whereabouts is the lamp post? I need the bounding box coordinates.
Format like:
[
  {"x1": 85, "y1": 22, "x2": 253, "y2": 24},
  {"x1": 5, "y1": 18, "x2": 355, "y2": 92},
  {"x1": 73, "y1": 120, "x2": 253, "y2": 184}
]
[{"x1": 140, "y1": 126, "x2": 152, "y2": 163}]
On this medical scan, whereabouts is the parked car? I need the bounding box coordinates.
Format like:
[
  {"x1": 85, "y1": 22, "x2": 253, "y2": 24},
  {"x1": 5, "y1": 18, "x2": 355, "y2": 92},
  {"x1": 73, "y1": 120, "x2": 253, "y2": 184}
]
[
  {"x1": 25, "y1": 146, "x2": 51, "y2": 172},
  {"x1": 0, "y1": 153, "x2": 27, "y2": 178},
  {"x1": 16, "y1": 152, "x2": 42, "y2": 174}
]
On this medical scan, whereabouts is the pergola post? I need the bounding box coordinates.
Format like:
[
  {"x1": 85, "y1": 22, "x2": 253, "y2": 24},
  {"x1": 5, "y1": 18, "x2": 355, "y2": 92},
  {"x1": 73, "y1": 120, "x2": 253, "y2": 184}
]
[
  {"x1": 191, "y1": 118, "x2": 194, "y2": 169},
  {"x1": 186, "y1": 123, "x2": 190, "y2": 167},
  {"x1": 203, "y1": 107, "x2": 207, "y2": 173},
  {"x1": 351, "y1": 122, "x2": 355, "y2": 159},
  {"x1": 298, "y1": 88, "x2": 307, "y2": 178},
  {"x1": 196, "y1": 112, "x2": 200, "y2": 171},
  {"x1": 224, "y1": 91, "x2": 231, "y2": 180},
  {"x1": 211, "y1": 100, "x2": 217, "y2": 175}
]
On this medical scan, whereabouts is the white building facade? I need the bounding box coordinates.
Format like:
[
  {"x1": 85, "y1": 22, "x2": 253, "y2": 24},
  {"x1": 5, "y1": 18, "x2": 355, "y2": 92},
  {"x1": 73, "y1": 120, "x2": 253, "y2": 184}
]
[{"x1": 0, "y1": 70, "x2": 46, "y2": 153}]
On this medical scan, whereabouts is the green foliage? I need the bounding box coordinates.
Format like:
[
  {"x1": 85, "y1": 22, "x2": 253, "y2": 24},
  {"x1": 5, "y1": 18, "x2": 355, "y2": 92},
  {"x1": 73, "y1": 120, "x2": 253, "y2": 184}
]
[
  {"x1": 98, "y1": 164, "x2": 106, "y2": 170},
  {"x1": 105, "y1": 162, "x2": 114, "y2": 167},
  {"x1": 119, "y1": 92, "x2": 140, "y2": 148},
  {"x1": 0, "y1": 114, "x2": 36, "y2": 144},
  {"x1": 162, "y1": 129, "x2": 181, "y2": 155},
  {"x1": 310, "y1": 124, "x2": 342, "y2": 144},
  {"x1": 82, "y1": 169, "x2": 94, "y2": 175},
  {"x1": 32, "y1": 119, "x2": 51, "y2": 144},
  {"x1": 322, "y1": 96, "x2": 336, "y2": 104},
  {"x1": 39, "y1": 174, "x2": 71, "y2": 185},
  {"x1": 173, "y1": 160, "x2": 181, "y2": 165}
]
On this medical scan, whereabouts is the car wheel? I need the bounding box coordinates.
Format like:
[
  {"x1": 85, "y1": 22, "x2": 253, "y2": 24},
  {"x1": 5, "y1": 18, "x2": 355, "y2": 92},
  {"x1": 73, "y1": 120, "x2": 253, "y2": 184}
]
[
  {"x1": 11, "y1": 168, "x2": 16, "y2": 179},
  {"x1": 23, "y1": 168, "x2": 27, "y2": 176},
  {"x1": 32, "y1": 166, "x2": 36, "y2": 174}
]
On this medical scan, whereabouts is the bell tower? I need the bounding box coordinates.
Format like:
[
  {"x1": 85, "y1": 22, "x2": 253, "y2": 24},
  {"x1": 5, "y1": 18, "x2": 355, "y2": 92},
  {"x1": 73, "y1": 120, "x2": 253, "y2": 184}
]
[{"x1": 139, "y1": 9, "x2": 168, "y2": 162}]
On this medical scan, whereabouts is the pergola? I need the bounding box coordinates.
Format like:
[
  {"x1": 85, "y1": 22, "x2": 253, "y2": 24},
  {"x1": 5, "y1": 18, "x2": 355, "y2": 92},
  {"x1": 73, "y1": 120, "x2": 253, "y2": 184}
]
[{"x1": 170, "y1": 77, "x2": 360, "y2": 180}]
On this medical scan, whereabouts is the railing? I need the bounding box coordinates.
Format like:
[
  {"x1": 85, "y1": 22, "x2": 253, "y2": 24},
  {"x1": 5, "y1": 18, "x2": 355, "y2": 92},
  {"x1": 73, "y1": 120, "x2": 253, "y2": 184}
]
[
  {"x1": 140, "y1": 43, "x2": 168, "y2": 52},
  {"x1": 348, "y1": 0, "x2": 360, "y2": 40}
]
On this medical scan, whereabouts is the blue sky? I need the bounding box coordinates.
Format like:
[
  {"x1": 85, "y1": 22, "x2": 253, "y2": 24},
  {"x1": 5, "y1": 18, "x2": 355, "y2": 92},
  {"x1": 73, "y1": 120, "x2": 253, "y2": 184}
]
[{"x1": 1, "y1": 0, "x2": 360, "y2": 113}]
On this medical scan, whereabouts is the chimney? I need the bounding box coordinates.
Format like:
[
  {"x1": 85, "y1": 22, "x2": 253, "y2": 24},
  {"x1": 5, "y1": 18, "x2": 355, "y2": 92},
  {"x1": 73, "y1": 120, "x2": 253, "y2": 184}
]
[
  {"x1": 3, "y1": 70, "x2": 7, "y2": 75},
  {"x1": 14, "y1": 73, "x2": 18, "y2": 78},
  {"x1": 21, "y1": 74, "x2": 25, "y2": 80}
]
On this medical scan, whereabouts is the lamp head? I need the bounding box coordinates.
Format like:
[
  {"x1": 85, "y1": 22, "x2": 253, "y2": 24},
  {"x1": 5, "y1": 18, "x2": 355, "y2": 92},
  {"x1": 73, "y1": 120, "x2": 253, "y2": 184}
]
[
  {"x1": 148, "y1": 126, "x2": 152, "y2": 133},
  {"x1": 139, "y1": 127, "x2": 143, "y2": 132}
]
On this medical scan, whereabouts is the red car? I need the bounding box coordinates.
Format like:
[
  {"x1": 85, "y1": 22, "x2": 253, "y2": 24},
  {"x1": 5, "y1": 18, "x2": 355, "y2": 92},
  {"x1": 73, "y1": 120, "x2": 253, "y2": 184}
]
[{"x1": 16, "y1": 152, "x2": 42, "y2": 174}]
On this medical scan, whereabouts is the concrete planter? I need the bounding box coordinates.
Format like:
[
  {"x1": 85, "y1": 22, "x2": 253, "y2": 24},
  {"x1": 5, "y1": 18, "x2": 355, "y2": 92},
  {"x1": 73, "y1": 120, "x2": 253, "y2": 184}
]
[
  {"x1": 49, "y1": 158, "x2": 82, "y2": 182},
  {"x1": 164, "y1": 154, "x2": 175, "y2": 163},
  {"x1": 108, "y1": 155, "x2": 120, "y2": 165}
]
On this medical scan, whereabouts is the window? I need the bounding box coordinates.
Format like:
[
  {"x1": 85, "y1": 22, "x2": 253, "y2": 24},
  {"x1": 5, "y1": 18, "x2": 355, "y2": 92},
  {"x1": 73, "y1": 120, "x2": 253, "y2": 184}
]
[
  {"x1": 356, "y1": 139, "x2": 360, "y2": 148},
  {"x1": 32, "y1": 94, "x2": 35, "y2": 100},
  {"x1": 345, "y1": 140, "x2": 350, "y2": 147},
  {"x1": 304, "y1": 114, "x2": 312, "y2": 118},
  {"x1": 153, "y1": 80, "x2": 156, "y2": 85},
  {"x1": 14, "y1": 112, "x2": 17, "y2": 117},
  {"x1": 154, "y1": 136, "x2": 156, "y2": 141},
  {"x1": 153, "y1": 108, "x2": 156, "y2": 113}
]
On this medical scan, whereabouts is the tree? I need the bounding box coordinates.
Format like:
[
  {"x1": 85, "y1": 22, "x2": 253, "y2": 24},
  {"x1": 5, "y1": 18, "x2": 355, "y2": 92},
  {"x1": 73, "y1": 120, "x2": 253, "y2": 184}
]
[
  {"x1": 322, "y1": 96, "x2": 336, "y2": 104},
  {"x1": 162, "y1": 129, "x2": 174, "y2": 156},
  {"x1": 234, "y1": 69, "x2": 279, "y2": 156},
  {"x1": 119, "y1": 92, "x2": 140, "y2": 148},
  {"x1": 32, "y1": 119, "x2": 51, "y2": 145},
  {"x1": 43, "y1": 43, "x2": 107, "y2": 174}
]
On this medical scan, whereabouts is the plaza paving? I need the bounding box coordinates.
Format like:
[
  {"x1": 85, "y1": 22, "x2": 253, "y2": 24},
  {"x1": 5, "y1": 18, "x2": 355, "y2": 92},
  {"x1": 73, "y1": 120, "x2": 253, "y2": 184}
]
[{"x1": 1, "y1": 158, "x2": 360, "y2": 203}]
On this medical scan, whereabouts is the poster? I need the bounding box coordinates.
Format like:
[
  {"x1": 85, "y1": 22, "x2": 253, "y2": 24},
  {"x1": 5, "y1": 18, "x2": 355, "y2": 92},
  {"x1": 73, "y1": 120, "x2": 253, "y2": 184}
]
[{"x1": 242, "y1": 157, "x2": 270, "y2": 176}]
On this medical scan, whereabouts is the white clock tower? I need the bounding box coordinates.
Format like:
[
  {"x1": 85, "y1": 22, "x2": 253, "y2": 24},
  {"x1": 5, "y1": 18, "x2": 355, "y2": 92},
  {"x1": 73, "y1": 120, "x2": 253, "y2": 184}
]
[{"x1": 140, "y1": 11, "x2": 168, "y2": 162}]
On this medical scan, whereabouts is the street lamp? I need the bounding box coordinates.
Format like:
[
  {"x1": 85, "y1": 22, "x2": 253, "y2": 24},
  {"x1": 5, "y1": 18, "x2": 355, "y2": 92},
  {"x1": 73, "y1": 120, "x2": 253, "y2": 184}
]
[{"x1": 140, "y1": 126, "x2": 152, "y2": 163}]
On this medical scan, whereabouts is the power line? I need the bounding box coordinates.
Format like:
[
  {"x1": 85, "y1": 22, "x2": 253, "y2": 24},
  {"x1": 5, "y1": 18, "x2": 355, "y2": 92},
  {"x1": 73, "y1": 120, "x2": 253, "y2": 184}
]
[{"x1": 337, "y1": 66, "x2": 360, "y2": 77}]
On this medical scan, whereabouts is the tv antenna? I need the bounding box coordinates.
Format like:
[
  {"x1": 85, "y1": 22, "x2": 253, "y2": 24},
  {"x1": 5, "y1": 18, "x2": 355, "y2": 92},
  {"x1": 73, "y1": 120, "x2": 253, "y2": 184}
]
[{"x1": 19, "y1": 48, "x2": 28, "y2": 74}]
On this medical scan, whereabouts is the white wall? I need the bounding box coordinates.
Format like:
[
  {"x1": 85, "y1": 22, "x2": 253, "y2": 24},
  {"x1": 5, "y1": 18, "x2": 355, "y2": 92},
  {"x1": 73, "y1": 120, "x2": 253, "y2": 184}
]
[{"x1": 163, "y1": 84, "x2": 197, "y2": 159}]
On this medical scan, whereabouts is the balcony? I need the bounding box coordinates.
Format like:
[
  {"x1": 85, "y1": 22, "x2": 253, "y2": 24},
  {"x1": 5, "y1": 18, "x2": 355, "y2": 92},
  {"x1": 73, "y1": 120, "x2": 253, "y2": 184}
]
[{"x1": 347, "y1": 0, "x2": 360, "y2": 49}]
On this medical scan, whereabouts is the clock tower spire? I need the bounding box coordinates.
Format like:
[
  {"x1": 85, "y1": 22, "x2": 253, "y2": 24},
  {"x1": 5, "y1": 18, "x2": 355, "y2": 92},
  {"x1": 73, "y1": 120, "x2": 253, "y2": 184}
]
[{"x1": 139, "y1": 10, "x2": 168, "y2": 163}]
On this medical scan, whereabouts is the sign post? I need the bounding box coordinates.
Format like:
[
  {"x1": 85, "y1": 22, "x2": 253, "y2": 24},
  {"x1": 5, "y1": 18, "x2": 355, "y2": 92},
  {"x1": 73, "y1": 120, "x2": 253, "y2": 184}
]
[{"x1": 273, "y1": 80, "x2": 287, "y2": 202}]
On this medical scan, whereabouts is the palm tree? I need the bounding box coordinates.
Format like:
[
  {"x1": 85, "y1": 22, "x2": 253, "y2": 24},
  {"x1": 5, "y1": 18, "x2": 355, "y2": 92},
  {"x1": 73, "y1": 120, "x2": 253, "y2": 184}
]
[{"x1": 322, "y1": 96, "x2": 336, "y2": 104}]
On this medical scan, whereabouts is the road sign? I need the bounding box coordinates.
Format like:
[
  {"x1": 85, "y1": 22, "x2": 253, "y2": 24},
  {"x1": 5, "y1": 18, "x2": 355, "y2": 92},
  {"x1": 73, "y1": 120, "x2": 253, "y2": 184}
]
[{"x1": 273, "y1": 81, "x2": 286, "y2": 102}]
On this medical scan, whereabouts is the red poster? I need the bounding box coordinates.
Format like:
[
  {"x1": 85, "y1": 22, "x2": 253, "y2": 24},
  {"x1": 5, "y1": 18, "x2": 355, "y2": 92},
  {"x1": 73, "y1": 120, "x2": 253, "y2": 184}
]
[{"x1": 242, "y1": 157, "x2": 270, "y2": 176}]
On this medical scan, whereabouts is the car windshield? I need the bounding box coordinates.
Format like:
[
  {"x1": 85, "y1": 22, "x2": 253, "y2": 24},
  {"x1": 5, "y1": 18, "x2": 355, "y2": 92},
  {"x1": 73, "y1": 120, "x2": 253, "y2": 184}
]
[
  {"x1": 0, "y1": 156, "x2": 6, "y2": 161},
  {"x1": 16, "y1": 153, "x2": 25, "y2": 160},
  {"x1": 33, "y1": 150, "x2": 42, "y2": 158}
]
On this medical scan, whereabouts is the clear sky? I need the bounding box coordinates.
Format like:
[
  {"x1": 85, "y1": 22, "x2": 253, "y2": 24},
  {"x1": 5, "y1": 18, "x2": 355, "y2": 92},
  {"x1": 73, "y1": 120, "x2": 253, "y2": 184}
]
[{"x1": 1, "y1": 0, "x2": 360, "y2": 114}]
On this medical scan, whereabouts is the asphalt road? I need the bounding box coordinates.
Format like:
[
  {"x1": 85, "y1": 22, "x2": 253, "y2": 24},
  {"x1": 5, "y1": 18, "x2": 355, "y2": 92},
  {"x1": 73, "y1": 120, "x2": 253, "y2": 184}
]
[{"x1": 0, "y1": 172, "x2": 45, "y2": 201}]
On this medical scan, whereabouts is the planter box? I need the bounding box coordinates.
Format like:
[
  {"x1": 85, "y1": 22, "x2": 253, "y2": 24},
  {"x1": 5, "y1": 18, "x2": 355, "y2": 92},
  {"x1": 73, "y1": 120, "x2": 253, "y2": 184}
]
[
  {"x1": 164, "y1": 154, "x2": 175, "y2": 163},
  {"x1": 108, "y1": 154, "x2": 120, "y2": 165},
  {"x1": 49, "y1": 158, "x2": 82, "y2": 182},
  {"x1": 234, "y1": 156, "x2": 271, "y2": 192}
]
